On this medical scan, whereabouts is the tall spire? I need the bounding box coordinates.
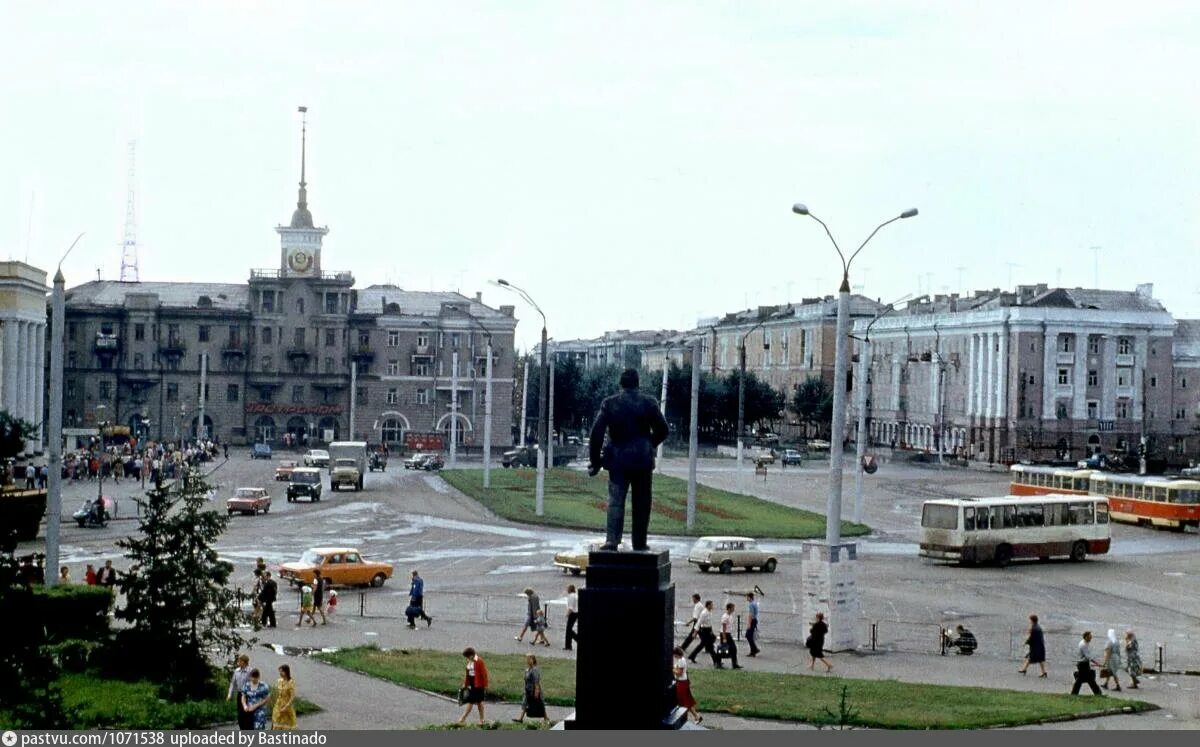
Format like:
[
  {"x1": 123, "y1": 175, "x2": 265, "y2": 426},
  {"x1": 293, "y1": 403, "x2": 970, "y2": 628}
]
[{"x1": 290, "y1": 105, "x2": 314, "y2": 228}]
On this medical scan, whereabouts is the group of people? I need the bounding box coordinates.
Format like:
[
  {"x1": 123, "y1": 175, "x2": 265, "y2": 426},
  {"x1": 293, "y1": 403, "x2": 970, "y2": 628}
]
[
  {"x1": 250, "y1": 559, "x2": 338, "y2": 630},
  {"x1": 60, "y1": 437, "x2": 223, "y2": 485},
  {"x1": 455, "y1": 648, "x2": 549, "y2": 726},
  {"x1": 228, "y1": 655, "x2": 296, "y2": 730},
  {"x1": 51, "y1": 559, "x2": 117, "y2": 588},
  {"x1": 677, "y1": 593, "x2": 832, "y2": 674}
]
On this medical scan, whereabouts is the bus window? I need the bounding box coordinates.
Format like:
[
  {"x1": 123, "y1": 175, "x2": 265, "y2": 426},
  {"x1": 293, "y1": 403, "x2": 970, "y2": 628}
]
[
  {"x1": 1073, "y1": 478, "x2": 1088, "y2": 492},
  {"x1": 1045, "y1": 503, "x2": 1066, "y2": 526},
  {"x1": 991, "y1": 505, "x2": 1015, "y2": 529},
  {"x1": 1016, "y1": 504, "x2": 1044, "y2": 527},
  {"x1": 964, "y1": 507, "x2": 976, "y2": 531},
  {"x1": 921, "y1": 504, "x2": 958, "y2": 529},
  {"x1": 1178, "y1": 489, "x2": 1200, "y2": 505},
  {"x1": 1068, "y1": 502, "x2": 1094, "y2": 525},
  {"x1": 1095, "y1": 502, "x2": 1109, "y2": 524}
]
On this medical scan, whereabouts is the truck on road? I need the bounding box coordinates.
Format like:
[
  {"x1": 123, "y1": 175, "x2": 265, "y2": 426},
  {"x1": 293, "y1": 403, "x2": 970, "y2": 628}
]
[{"x1": 328, "y1": 441, "x2": 368, "y2": 491}]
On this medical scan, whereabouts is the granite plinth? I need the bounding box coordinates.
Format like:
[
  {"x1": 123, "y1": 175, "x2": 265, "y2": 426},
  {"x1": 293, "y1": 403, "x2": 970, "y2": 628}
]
[{"x1": 568, "y1": 549, "x2": 679, "y2": 730}]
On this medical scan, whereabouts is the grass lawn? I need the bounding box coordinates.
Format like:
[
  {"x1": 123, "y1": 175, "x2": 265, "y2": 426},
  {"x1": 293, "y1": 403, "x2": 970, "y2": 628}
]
[
  {"x1": 60, "y1": 672, "x2": 320, "y2": 729},
  {"x1": 440, "y1": 468, "x2": 868, "y2": 539},
  {"x1": 318, "y1": 647, "x2": 1154, "y2": 729}
]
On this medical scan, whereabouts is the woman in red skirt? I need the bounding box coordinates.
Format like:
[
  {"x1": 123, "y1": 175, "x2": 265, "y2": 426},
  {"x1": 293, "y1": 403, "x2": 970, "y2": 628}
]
[{"x1": 672, "y1": 646, "x2": 702, "y2": 724}]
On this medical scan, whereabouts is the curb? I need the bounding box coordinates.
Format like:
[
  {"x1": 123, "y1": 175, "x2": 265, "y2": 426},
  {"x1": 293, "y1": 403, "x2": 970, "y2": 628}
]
[{"x1": 988, "y1": 704, "x2": 1154, "y2": 729}]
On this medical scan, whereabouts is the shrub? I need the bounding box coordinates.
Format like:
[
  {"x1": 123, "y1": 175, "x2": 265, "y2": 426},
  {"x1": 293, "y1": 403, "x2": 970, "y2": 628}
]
[{"x1": 30, "y1": 585, "x2": 114, "y2": 642}]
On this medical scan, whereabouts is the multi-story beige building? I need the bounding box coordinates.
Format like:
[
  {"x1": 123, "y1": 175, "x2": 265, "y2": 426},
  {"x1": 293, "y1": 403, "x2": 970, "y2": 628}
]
[
  {"x1": 852, "y1": 284, "x2": 1199, "y2": 465},
  {"x1": 53, "y1": 131, "x2": 517, "y2": 450}
]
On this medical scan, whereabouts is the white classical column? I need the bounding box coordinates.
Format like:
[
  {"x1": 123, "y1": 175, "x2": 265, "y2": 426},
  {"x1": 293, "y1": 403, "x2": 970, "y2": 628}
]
[
  {"x1": 1101, "y1": 335, "x2": 1117, "y2": 419},
  {"x1": 996, "y1": 329, "x2": 1008, "y2": 419},
  {"x1": 34, "y1": 324, "x2": 45, "y2": 444},
  {"x1": 975, "y1": 333, "x2": 986, "y2": 416},
  {"x1": 967, "y1": 333, "x2": 976, "y2": 416},
  {"x1": 982, "y1": 331, "x2": 993, "y2": 421},
  {"x1": 17, "y1": 321, "x2": 30, "y2": 422},
  {"x1": 1042, "y1": 328, "x2": 1057, "y2": 420},
  {"x1": 2, "y1": 319, "x2": 16, "y2": 414},
  {"x1": 1072, "y1": 333, "x2": 1088, "y2": 419}
]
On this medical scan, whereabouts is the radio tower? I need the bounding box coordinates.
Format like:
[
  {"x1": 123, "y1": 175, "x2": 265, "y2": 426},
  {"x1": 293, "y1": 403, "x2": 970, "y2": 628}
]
[{"x1": 119, "y1": 140, "x2": 140, "y2": 282}]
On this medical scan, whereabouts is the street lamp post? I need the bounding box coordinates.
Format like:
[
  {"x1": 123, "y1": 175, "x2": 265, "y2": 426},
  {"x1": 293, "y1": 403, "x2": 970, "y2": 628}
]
[
  {"x1": 45, "y1": 232, "x2": 85, "y2": 587},
  {"x1": 792, "y1": 204, "x2": 917, "y2": 545},
  {"x1": 496, "y1": 279, "x2": 548, "y2": 516},
  {"x1": 687, "y1": 336, "x2": 701, "y2": 529},
  {"x1": 94, "y1": 404, "x2": 109, "y2": 507},
  {"x1": 737, "y1": 317, "x2": 768, "y2": 476},
  {"x1": 464, "y1": 312, "x2": 495, "y2": 488},
  {"x1": 450, "y1": 349, "x2": 459, "y2": 469}
]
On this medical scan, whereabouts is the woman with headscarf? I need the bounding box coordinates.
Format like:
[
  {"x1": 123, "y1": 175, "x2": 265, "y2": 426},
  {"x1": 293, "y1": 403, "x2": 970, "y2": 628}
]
[
  {"x1": 1100, "y1": 628, "x2": 1123, "y2": 691},
  {"x1": 1124, "y1": 629, "x2": 1142, "y2": 689}
]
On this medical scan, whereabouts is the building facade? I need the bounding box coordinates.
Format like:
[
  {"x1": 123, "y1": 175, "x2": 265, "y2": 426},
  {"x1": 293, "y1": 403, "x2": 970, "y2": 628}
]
[
  {"x1": 53, "y1": 129, "x2": 517, "y2": 450},
  {"x1": 0, "y1": 261, "x2": 48, "y2": 453},
  {"x1": 851, "y1": 284, "x2": 1200, "y2": 465}
]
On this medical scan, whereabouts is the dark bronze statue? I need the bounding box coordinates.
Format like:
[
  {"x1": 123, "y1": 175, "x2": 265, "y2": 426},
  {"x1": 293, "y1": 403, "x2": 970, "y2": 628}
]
[{"x1": 587, "y1": 368, "x2": 670, "y2": 551}]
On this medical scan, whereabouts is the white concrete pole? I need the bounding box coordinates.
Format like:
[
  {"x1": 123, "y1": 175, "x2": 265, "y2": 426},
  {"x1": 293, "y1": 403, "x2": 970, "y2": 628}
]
[
  {"x1": 450, "y1": 350, "x2": 458, "y2": 468},
  {"x1": 547, "y1": 349, "x2": 555, "y2": 469},
  {"x1": 827, "y1": 286, "x2": 851, "y2": 546},
  {"x1": 853, "y1": 338, "x2": 871, "y2": 524},
  {"x1": 483, "y1": 340, "x2": 493, "y2": 488},
  {"x1": 349, "y1": 360, "x2": 358, "y2": 440},
  {"x1": 519, "y1": 359, "x2": 529, "y2": 447},
  {"x1": 198, "y1": 351, "x2": 208, "y2": 440},
  {"x1": 656, "y1": 357, "x2": 668, "y2": 471},
  {"x1": 34, "y1": 325, "x2": 45, "y2": 447},
  {"x1": 46, "y1": 271, "x2": 66, "y2": 587},
  {"x1": 687, "y1": 337, "x2": 700, "y2": 529}
]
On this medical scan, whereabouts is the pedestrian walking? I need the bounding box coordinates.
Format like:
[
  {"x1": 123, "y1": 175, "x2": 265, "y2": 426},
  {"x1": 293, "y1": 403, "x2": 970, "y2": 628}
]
[
  {"x1": 564, "y1": 584, "x2": 579, "y2": 651},
  {"x1": 512, "y1": 654, "x2": 549, "y2": 724},
  {"x1": 457, "y1": 647, "x2": 489, "y2": 725},
  {"x1": 514, "y1": 587, "x2": 539, "y2": 642},
  {"x1": 296, "y1": 585, "x2": 316, "y2": 628},
  {"x1": 240, "y1": 668, "x2": 271, "y2": 730},
  {"x1": 326, "y1": 590, "x2": 338, "y2": 618},
  {"x1": 59, "y1": 566, "x2": 71, "y2": 584},
  {"x1": 531, "y1": 608, "x2": 550, "y2": 647},
  {"x1": 311, "y1": 571, "x2": 327, "y2": 625},
  {"x1": 680, "y1": 593, "x2": 703, "y2": 650},
  {"x1": 1018, "y1": 614, "x2": 1048, "y2": 677},
  {"x1": 406, "y1": 570, "x2": 433, "y2": 628},
  {"x1": 688, "y1": 600, "x2": 720, "y2": 667},
  {"x1": 258, "y1": 572, "x2": 278, "y2": 628},
  {"x1": 672, "y1": 647, "x2": 702, "y2": 724},
  {"x1": 271, "y1": 664, "x2": 296, "y2": 730},
  {"x1": 228, "y1": 655, "x2": 252, "y2": 730},
  {"x1": 1100, "y1": 629, "x2": 1123, "y2": 691},
  {"x1": 718, "y1": 602, "x2": 742, "y2": 669},
  {"x1": 807, "y1": 612, "x2": 833, "y2": 672},
  {"x1": 97, "y1": 559, "x2": 117, "y2": 587},
  {"x1": 745, "y1": 592, "x2": 761, "y2": 657},
  {"x1": 1124, "y1": 629, "x2": 1142, "y2": 689},
  {"x1": 84, "y1": 563, "x2": 96, "y2": 586},
  {"x1": 1071, "y1": 631, "x2": 1104, "y2": 695}
]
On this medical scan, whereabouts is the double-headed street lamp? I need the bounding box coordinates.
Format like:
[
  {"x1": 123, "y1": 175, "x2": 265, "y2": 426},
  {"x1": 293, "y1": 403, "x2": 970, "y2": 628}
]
[
  {"x1": 494, "y1": 279, "x2": 548, "y2": 516},
  {"x1": 792, "y1": 204, "x2": 917, "y2": 545}
]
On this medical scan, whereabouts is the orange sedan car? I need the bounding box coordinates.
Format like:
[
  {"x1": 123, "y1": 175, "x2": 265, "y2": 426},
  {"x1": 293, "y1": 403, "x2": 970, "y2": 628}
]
[{"x1": 279, "y1": 547, "x2": 393, "y2": 588}]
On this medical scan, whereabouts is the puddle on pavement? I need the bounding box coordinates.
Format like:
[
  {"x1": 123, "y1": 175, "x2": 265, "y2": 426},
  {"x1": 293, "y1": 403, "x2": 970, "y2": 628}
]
[{"x1": 266, "y1": 643, "x2": 340, "y2": 657}]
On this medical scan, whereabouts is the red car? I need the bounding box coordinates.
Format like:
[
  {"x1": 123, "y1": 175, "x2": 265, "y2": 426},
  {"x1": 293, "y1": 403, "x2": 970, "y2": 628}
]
[{"x1": 226, "y1": 487, "x2": 271, "y2": 516}]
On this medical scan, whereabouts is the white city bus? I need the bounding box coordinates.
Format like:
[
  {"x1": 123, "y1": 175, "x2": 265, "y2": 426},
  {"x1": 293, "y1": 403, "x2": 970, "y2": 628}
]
[{"x1": 919, "y1": 495, "x2": 1111, "y2": 567}]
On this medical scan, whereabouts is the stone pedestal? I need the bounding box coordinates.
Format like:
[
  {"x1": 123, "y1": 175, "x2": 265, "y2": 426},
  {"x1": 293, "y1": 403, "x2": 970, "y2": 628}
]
[
  {"x1": 801, "y1": 541, "x2": 861, "y2": 652},
  {"x1": 565, "y1": 550, "x2": 684, "y2": 730}
]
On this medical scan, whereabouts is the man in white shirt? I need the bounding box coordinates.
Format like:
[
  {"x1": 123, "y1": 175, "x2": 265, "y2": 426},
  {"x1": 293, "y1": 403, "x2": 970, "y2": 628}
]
[
  {"x1": 564, "y1": 584, "x2": 579, "y2": 651},
  {"x1": 681, "y1": 593, "x2": 704, "y2": 649},
  {"x1": 1071, "y1": 631, "x2": 1103, "y2": 695},
  {"x1": 688, "y1": 600, "x2": 721, "y2": 667},
  {"x1": 719, "y1": 602, "x2": 743, "y2": 669}
]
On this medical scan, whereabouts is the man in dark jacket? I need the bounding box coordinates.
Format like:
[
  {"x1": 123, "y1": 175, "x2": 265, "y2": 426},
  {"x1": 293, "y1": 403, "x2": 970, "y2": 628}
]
[
  {"x1": 588, "y1": 368, "x2": 670, "y2": 551},
  {"x1": 258, "y1": 571, "x2": 278, "y2": 628}
]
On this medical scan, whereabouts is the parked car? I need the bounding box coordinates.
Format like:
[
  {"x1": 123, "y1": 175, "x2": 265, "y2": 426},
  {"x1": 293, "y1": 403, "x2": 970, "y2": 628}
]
[
  {"x1": 251, "y1": 443, "x2": 272, "y2": 460},
  {"x1": 403, "y1": 453, "x2": 430, "y2": 470},
  {"x1": 781, "y1": 449, "x2": 804, "y2": 466},
  {"x1": 502, "y1": 445, "x2": 575, "y2": 468},
  {"x1": 286, "y1": 467, "x2": 323, "y2": 502},
  {"x1": 279, "y1": 547, "x2": 393, "y2": 588},
  {"x1": 687, "y1": 536, "x2": 777, "y2": 574},
  {"x1": 331, "y1": 458, "x2": 362, "y2": 491},
  {"x1": 553, "y1": 538, "x2": 626, "y2": 575},
  {"x1": 806, "y1": 439, "x2": 831, "y2": 451},
  {"x1": 420, "y1": 453, "x2": 445, "y2": 471},
  {"x1": 368, "y1": 451, "x2": 387, "y2": 472},
  {"x1": 303, "y1": 449, "x2": 331, "y2": 468},
  {"x1": 226, "y1": 487, "x2": 271, "y2": 516},
  {"x1": 752, "y1": 449, "x2": 776, "y2": 465},
  {"x1": 274, "y1": 459, "x2": 299, "y2": 481}
]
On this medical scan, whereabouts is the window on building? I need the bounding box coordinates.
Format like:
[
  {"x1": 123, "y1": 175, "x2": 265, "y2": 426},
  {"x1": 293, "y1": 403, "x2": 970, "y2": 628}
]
[
  {"x1": 387, "y1": 359, "x2": 400, "y2": 375},
  {"x1": 1088, "y1": 336, "x2": 1100, "y2": 354},
  {"x1": 417, "y1": 333, "x2": 429, "y2": 347},
  {"x1": 451, "y1": 332, "x2": 461, "y2": 348},
  {"x1": 1177, "y1": 407, "x2": 1188, "y2": 420},
  {"x1": 198, "y1": 326, "x2": 210, "y2": 342},
  {"x1": 227, "y1": 384, "x2": 239, "y2": 402},
  {"x1": 261, "y1": 291, "x2": 275, "y2": 313},
  {"x1": 1118, "y1": 337, "x2": 1131, "y2": 355},
  {"x1": 358, "y1": 330, "x2": 370, "y2": 347},
  {"x1": 1116, "y1": 400, "x2": 1130, "y2": 419},
  {"x1": 326, "y1": 293, "x2": 339, "y2": 314},
  {"x1": 1055, "y1": 401, "x2": 1068, "y2": 419},
  {"x1": 356, "y1": 386, "x2": 367, "y2": 404},
  {"x1": 294, "y1": 328, "x2": 305, "y2": 347},
  {"x1": 382, "y1": 418, "x2": 402, "y2": 443},
  {"x1": 166, "y1": 383, "x2": 178, "y2": 402},
  {"x1": 1182, "y1": 377, "x2": 1189, "y2": 389},
  {"x1": 386, "y1": 329, "x2": 400, "y2": 347},
  {"x1": 67, "y1": 352, "x2": 76, "y2": 368},
  {"x1": 228, "y1": 326, "x2": 240, "y2": 347},
  {"x1": 133, "y1": 353, "x2": 144, "y2": 369},
  {"x1": 413, "y1": 362, "x2": 429, "y2": 377},
  {"x1": 292, "y1": 385, "x2": 304, "y2": 403},
  {"x1": 324, "y1": 357, "x2": 335, "y2": 373},
  {"x1": 167, "y1": 324, "x2": 180, "y2": 344},
  {"x1": 67, "y1": 322, "x2": 76, "y2": 341},
  {"x1": 1117, "y1": 369, "x2": 1131, "y2": 386},
  {"x1": 325, "y1": 329, "x2": 335, "y2": 347},
  {"x1": 1057, "y1": 368, "x2": 1069, "y2": 385},
  {"x1": 66, "y1": 381, "x2": 75, "y2": 399},
  {"x1": 98, "y1": 380, "x2": 111, "y2": 399},
  {"x1": 261, "y1": 327, "x2": 272, "y2": 345},
  {"x1": 1087, "y1": 370, "x2": 1098, "y2": 386},
  {"x1": 165, "y1": 357, "x2": 179, "y2": 371},
  {"x1": 261, "y1": 356, "x2": 273, "y2": 372},
  {"x1": 1150, "y1": 375, "x2": 1158, "y2": 388},
  {"x1": 134, "y1": 323, "x2": 145, "y2": 341},
  {"x1": 1087, "y1": 401, "x2": 1098, "y2": 419},
  {"x1": 1148, "y1": 408, "x2": 1156, "y2": 419},
  {"x1": 1060, "y1": 335, "x2": 1072, "y2": 353},
  {"x1": 415, "y1": 388, "x2": 428, "y2": 405},
  {"x1": 387, "y1": 388, "x2": 399, "y2": 405}
]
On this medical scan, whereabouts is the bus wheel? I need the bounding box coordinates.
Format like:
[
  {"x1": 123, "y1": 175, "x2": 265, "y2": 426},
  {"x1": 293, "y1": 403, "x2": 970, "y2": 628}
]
[
  {"x1": 1070, "y1": 541, "x2": 1087, "y2": 562},
  {"x1": 994, "y1": 545, "x2": 1013, "y2": 568}
]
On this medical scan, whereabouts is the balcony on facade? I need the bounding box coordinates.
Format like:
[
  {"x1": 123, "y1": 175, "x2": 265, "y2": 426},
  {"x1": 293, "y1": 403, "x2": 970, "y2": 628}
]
[
  {"x1": 94, "y1": 333, "x2": 120, "y2": 355},
  {"x1": 1056, "y1": 352, "x2": 1075, "y2": 365},
  {"x1": 309, "y1": 374, "x2": 350, "y2": 391},
  {"x1": 350, "y1": 345, "x2": 375, "y2": 363},
  {"x1": 1116, "y1": 353, "x2": 1135, "y2": 366},
  {"x1": 1116, "y1": 385, "x2": 1134, "y2": 398},
  {"x1": 158, "y1": 336, "x2": 186, "y2": 358},
  {"x1": 222, "y1": 340, "x2": 248, "y2": 359},
  {"x1": 411, "y1": 345, "x2": 433, "y2": 361},
  {"x1": 249, "y1": 268, "x2": 355, "y2": 283},
  {"x1": 286, "y1": 347, "x2": 313, "y2": 362}
]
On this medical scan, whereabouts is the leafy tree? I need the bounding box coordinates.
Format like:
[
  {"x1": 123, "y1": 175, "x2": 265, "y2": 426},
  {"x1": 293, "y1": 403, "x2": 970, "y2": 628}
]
[
  {"x1": 115, "y1": 470, "x2": 246, "y2": 701},
  {"x1": 550, "y1": 357, "x2": 585, "y2": 435},
  {"x1": 0, "y1": 411, "x2": 36, "y2": 461},
  {"x1": 792, "y1": 376, "x2": 833, "y2": 437}
]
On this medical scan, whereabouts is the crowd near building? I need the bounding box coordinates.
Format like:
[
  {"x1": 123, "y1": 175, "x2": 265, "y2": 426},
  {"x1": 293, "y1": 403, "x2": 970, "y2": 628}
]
[{"x1": 48, "y1": 125, "x2": 517, "y2": 451}]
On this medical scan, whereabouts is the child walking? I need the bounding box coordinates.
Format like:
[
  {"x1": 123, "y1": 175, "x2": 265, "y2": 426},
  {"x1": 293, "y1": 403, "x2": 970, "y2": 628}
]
[{"x1": 530, "y1": 608, "x2": 551, "y2": 646}]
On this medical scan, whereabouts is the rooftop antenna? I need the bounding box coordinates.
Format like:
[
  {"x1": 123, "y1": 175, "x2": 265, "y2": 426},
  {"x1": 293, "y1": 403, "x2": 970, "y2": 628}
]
[
  {"x1": 119, "y1": 141, "x2": 140, "y2": 282},
  {"x1": 1089, "y1": 245, "x2": 1101, "y2": 288},
  {"x1": 1005, "y1": 262, "x2": 1021, "y2": 289},
  {"x1": 953, "y1": 265, "x2": 966, "y2": 294}
]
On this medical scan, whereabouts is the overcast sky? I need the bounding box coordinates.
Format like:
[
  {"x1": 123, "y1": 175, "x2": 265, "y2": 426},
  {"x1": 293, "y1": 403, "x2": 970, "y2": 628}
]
[{"x1": 3, "y1": 1, "x2": 1198, "y2": 350}]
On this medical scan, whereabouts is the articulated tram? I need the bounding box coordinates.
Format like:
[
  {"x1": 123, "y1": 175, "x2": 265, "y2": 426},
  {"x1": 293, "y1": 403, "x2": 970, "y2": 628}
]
[{"x1": 1010, "y1": 464, "x2": 1200, "y2": 531}]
